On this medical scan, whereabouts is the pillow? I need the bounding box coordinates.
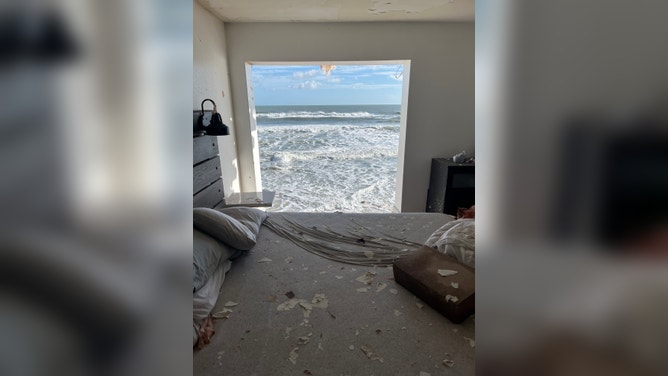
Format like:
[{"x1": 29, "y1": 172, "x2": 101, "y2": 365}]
[
  {"x1": 193, "y1": 207, "x2": 267, "y2": 250},
  {"x1": 193, "y1": 229, "x2": 236, "y2": 292},
  {"x1": 219, "y1": 207, "x2": 267, "y2": 237}
]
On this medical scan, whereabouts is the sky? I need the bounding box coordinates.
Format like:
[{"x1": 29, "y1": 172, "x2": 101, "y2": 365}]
[{"x1": 250, "y1": 64, "x2": 405, "y2": 106}]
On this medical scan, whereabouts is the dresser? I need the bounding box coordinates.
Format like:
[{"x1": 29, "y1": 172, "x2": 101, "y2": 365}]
[{"x1": 425, "y1": 159, "x2": 474, "y2": 216}]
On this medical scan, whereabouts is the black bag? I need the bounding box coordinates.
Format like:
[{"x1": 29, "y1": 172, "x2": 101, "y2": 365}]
[{"x1": 196, "y1": 99, "x2": 230, "y2": 136}]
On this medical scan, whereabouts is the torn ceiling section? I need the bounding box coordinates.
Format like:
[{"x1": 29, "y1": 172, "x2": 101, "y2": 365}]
[{"x1": 197, "y1": 0, "x2": 474, "y2": 23}]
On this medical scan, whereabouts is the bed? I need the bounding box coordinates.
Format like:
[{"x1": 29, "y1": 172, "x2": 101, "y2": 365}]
[{"x1": 192, "y1": 208, "x2": 465, "y2": 348}]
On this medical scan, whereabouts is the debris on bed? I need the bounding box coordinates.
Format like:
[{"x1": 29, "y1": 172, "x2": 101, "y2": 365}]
[
  {"x1": 363, "y1": 251, "x2": 374, "y2": 258},
  {"x1": 277, "y1": 298, "x2": 307, "y2": 312},
  {"x1": 284, "y1": 256, "x2": 293, "y2": 263},
  {"x1": 376, "y1": 282, "x2": 387, "y2": 292},
  {"x1": 257, "y1": 257, "x2": 272, "y2": 263},
  {"x1": 443, "y1": 359, "x2": 455, "y2": 367},
  {"x1": 349, "y1": 345, "x2": 355, "y2": 350},
  {"x1": 375, "y1": 329, "x2": 382, "y2": 335},
  {"x1": 285, "y1": 327, "x2": 293, "y2": 339},
  {"x1": 357, "y1": 287, "x2": 368, "y2": 293},
  {"x1": 297, "y1": 333, "x2": 312, "y2": 345},
  {"x1": 394, "y1": 309, "x2": 403, "y2": 316},
  {"x1": 389, "y1": 289, "x2": 398, "y2": 294},
  {"x1": 355, "y1": 271, "x2": 376, "y2": 285},
  {"x1": 335, "y1": 275, "x2": 343, "y2": 279},
  {"x1": 360, "y1": 345, "x2": 384, "y2": 363},
  {"x1": 451, "y1": 282, "x2": 459, "y2": 288},
  {"x1": 285, "y1": 291, "x2": 295, "y2": 299},
  {"x1": 437, "y1": 269, "x2": 458, "y2": 277},
  {"x1": 463, "y1": 336, "x2": 475, "y2": 348},
  {"x1": 419, "y1": 372, "x2": 431, "y2": 376},
  {"x1": 288, "y1": 347, "x2": 299, "y2": 365},
  {"x1": 224, "y1": 301, "x2": 239, "y2": 307},
  {"x1": 416, "y1": 302, "x2": 424, "y2": 309},
  {"x1": 212, "y1": 308, "x2": 233, "y2": 319}
]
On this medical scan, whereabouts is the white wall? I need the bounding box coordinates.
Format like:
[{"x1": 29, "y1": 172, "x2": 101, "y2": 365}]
[
  {"x1": 225, "y1": 22, "x2": 474, "y2": 212},
  {"x1": 193, "y1": 1, "x2": 239, "y2": 196}
]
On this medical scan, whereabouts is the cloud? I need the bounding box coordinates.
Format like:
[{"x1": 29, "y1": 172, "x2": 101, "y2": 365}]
[
  {"x1": 293, "y1": 69, "x2": 320, "y2": 78},
  {"x1": 292, "y1": 80, "x2": 322, "y2": 89}
]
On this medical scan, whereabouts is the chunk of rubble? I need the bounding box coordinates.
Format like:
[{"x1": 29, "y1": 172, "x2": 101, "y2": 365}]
[
  {"x1": 360, "y1": 345, "x2": 384, "y2": 363},
  {"x1": 376, "y1": 282, "x2": 387, "y2": 293},
  {"x1": 288, "y1": 347, "x2": 299, "y2": 365},
  {"x1": 445, "y1": 295, "x2": 459, "y2": 303},
  {"x1": 297, "y1": 333, "x2": 312, "y2": 345},
  {"x1": 451, "y1": 282, "x2": 459, "y2": 289},
  {"x1": 437, "y1": 269, "x2": 458, "y2": 277},
  {"x1": 443, "y1": 359, "x2": 455, "y2": 367},
  {"x1": 278, "y1": 298, "x2": 306, "y2": 312},
  {"x1": 355, "y1": 272, "x2": 376, "y2": 285},
  {"x1": 224, "y1": 301, "x2": 239, "y2": 307},
  {"x1": 212, "y1": 308, "x2": 233, "y2": 319}
]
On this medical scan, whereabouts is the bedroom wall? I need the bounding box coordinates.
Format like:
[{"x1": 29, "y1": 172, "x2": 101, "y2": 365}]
[
  {"x1": 225, "y1": 22, "x2": 474, "y2": 212},
  {"x1": 193, "y1": 1, "x2": 240, "y2": 196}
]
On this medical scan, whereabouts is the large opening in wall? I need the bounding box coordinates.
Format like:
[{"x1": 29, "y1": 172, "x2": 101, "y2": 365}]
[{"x1": 246, "y1": 61, "x2": 410, "y2": 213}]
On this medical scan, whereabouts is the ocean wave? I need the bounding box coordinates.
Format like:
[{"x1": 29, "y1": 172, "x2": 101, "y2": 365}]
[
  {"x1": 264, "y1": 148, "x2": 398, "y2": 165},
  {"x1": 257, "y1": 111, "x2": 399, "y2": 121}
]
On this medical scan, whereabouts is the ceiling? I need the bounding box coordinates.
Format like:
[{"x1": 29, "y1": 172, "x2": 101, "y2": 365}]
[{"x1": 197, "y1": 0, "x2": 474, "y2": 23}]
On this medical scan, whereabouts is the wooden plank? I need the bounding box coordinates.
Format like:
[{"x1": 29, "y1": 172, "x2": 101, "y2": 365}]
[
  {"x1": 193, "y1": 136, "x2": 218, "y2": 165},
  {"x1": 218, "y1": 190, "x2": 275, "y2": 208},
  {"x1": 193, "y1": 156, "x2": 222, "y2": 194},
  {"x1": 193, "y1": 178, "x2": 224, "y2": 208}
]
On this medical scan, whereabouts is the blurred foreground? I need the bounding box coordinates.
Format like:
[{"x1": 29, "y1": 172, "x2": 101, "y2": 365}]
[
  {"x1": 0, "y1": 1, "x2": 192, "y2": 375},
  {"x1": 477, "y1": 0, "x2": 668, "y2": 375}
]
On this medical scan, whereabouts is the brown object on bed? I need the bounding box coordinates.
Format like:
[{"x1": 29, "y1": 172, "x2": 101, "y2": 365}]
[{"x1": 393, "y1": 246, "x2": 474, "y2": 323}]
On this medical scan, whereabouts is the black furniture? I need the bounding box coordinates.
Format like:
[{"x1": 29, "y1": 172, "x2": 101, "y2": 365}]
[{"x1": 425, "y1": 159, "x2": 474, "y2": 215}]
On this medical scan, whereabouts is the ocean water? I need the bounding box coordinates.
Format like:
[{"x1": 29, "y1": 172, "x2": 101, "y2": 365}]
[{"x1": 256, "y1": 104, "x2": 401, "y2": 213}]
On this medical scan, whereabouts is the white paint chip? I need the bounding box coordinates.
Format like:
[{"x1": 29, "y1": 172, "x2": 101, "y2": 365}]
[
  {"x1": 335, "y1": 275, "x2": 344, "y2": 279},
  {"x1": 224, "y1": 301, "x2": 239, "y2": 307},
  {"x1": 443, "y1": 359, "x2": 455, "y2": 367},
  {"x1": 437, "y1": 269, "x2": 458, "y2": 277},
  {"x1": 288, "y1": 347, "x2": 299, "y2": 365},
  {"x1": 463, "y1": 336, "x2": 475, "y2": 348},
  {"x1": 211, "y1": 308, "x2": 233, "y2": 319},
  {"x1": 360, "y1": 345, "x2": 384, "y2": 363},
  {"x1": 257, "y1": 257, "x2": 272, "y2": 263},
  {"x1": 445, "y1": 295, "x2": 459, "y2": 303},
  {"x1": 451, "y1": 282, "x2": 459, "y2": 289},
  {"x1": 394, "y1": 309, "x2": 402, "y2": 316},
  {"x1": 376, "y1": 282, "x2": 387, "y2": 293}
]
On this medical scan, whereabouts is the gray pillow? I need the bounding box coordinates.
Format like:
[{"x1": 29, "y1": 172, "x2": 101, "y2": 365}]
[
  {"x1": 219, "y1": 207, "x2": 268, "y2": 238},
  {"x1": 193, "y1": 229, "x2": 236, "y2": 292},
  {"x1": 193, "y1": 207, "x2": 267, "y2": 250}
]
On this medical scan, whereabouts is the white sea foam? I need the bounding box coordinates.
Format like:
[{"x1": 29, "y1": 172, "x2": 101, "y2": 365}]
[{"x1": 256, "y1": 105, "x2": 401, "y2": 213}]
